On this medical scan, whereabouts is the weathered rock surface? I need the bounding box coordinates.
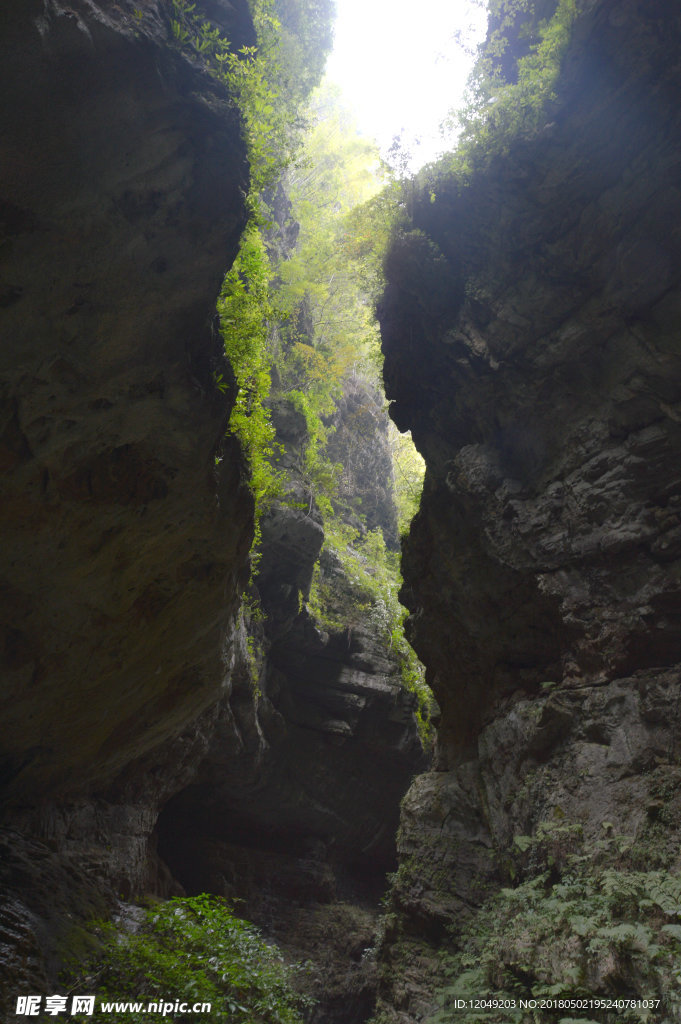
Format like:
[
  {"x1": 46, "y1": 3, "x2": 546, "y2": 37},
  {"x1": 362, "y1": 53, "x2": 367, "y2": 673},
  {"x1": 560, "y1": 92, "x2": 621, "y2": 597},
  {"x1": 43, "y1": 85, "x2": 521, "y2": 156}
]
[
  {"x1": 0, "y1": 0, "x2": 255, "y2": 803},
  {"x1": 377, "y1": 1, "x2": 681, "y2": 1019},
  {"x1": 256, "y1": 398, "x2": 326, "y2": 639},
  {"x1": 325, "y1": 377, "x2": 399, "y2": 549},
  {"x1": 382, "y1": 0, "x2": 681, "y2": 756},
  {"x1": 157, "y1": 396, "x2": 427, "y2": 1023},
  {"x1": 0, "y1": 0, "x2": 256, "y2": 1008},
  {"x1": 156, "y1": 610, "x2": 427, "y2": 1022},
  {"x1": 377, "y1": 669, "x2": 681, "y2": 1021},
  {"x1": 0, "y1": 6, "x2": 427, "y2": 1003}
]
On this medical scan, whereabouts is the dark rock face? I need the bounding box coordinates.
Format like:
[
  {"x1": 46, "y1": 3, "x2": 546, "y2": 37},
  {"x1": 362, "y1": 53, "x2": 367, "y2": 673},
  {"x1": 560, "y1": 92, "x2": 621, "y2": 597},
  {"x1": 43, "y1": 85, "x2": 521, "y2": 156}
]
[
  {"x1": 0, "y1": 0, "x2": 255, "y2": 803},
  {"x1": 0, "y1": 0, "x2": 256, "y2": 1007},
  {"x1": 377, "y1": 670, "x2": 681, "y2": 1021},
  {"x1": 157, "y1": 613, "x2": 427, "y2": 1024},
  {"x1": 377, "y1": 1, "x2": 681, "y2": 1018},
  {"x1": 0, "y1": 5, "x2": 427, "y2": 993},
  {"x1": 157, "y1": 397, "x2": 427, "y2": 1024},
  {"x1": 381, "y1": 0, "x2": 681, "y2": 757}
]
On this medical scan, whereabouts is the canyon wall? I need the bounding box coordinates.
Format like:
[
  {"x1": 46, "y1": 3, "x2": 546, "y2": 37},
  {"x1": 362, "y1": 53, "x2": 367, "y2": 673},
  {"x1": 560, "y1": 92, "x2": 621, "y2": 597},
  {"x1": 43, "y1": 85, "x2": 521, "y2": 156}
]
[
  {"x1": 157, "y1": 393, "x2": 426, "y2": 1024},
  {"x1": 0, "y1": 3, "x2": 425, "y2": 1018},
  {"x1": 0, "y1": 0, "x2": 255, "y2": 807},
  {"x1": 377, "y1": 0, "x2": 681, "y2": 1019},
  {"x1": 8, "y1": 0, "x2": 679, "y2": 1018},
  {"x1": 0, "y1": 0, "x2": 255, "y2": 1003}
]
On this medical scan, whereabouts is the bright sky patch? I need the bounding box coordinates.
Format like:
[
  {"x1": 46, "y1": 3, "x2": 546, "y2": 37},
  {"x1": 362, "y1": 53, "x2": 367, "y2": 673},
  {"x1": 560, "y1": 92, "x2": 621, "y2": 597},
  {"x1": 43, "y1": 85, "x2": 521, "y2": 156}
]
[{"x1": 324, "y1": 0, "x2": 488, "y2": 169}]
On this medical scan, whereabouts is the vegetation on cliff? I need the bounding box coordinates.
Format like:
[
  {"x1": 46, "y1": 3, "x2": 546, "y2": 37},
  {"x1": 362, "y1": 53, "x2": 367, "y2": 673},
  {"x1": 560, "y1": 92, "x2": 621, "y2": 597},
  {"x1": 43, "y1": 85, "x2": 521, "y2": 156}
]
[
  {"x1": 442, "y1": 0, "x2": 578, "y2": 171},
  {"x1": 429, "y1": 822, "x2": 681, "y2": 1023},
  {"x1": 169, "y1": 0, "x2": 333, "y2": 190},
  {"x1": 198, "y1": 0, "x2": 431, "y2": 724},
  {"x1": 12, "y1": 0, "x2": 680, "y2": 1021},
  {"x1": 372, "y1": 2, "x2": 681, "y2": 1023},
  {"x1": 167, "y1": 0, "x2": 432, "y2": 774},
  {"x1": 272, "y1": 106, "x2": 432, "y2": 727},
  {"x1": 67, "y1": 895, "x2": 311, "y2": 1024}
]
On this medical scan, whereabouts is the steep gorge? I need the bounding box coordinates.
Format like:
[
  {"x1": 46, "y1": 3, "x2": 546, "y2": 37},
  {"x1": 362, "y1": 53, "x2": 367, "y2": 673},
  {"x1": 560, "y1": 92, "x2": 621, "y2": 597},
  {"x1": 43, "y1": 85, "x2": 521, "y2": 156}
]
[
  {"x1": 0, "y1": 2, "x2": 423, "y2": 1019},
  {"x1": 0, "y1": 0, "x2": 255, "y2": 1004},
  {"x1": 3, "y1": 0, "x2": 681, "y2": 1022}
]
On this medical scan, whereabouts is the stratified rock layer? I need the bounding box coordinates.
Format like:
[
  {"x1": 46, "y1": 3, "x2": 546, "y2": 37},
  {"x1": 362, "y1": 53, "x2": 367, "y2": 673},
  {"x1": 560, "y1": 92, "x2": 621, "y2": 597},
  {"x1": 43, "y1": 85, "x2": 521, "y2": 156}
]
[
  {"x1": 157, "y1": 612, "x2": 426, "y2": 1024},
  {"x1": 378, "y1": 0, "x2": 681, "y2": 1019}
]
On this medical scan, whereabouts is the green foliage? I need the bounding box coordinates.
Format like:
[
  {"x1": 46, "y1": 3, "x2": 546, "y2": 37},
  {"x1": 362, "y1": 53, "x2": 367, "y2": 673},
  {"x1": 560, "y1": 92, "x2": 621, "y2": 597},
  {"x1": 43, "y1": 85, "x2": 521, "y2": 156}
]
[
  {"x1": 272, "y1": 0, "x2": 336, "y2": 106},
  {"x1": 213, "y1": 83, "x2": 407, "y2": 553},
  {"x1": 208, "y1": 54, "x2": 428, "y2": 732},
  {"x1": 169, "y1": 0, "x2": 275, "y2": 189},
  {"x1": 261, "y1": 91, "x2": 402, "y2": 546},
  {"x1": 307, "y1": 522, "x2": 432, "y2": 738},
  {"x1": 276, "y1": 85, "x2": 389, "y2": 384},
  {"x1": 440, "y1": 0, "x2": 579, "y2": 172},
  {"x1": 287, "y1": 388, "x2": 343, "y2": 510},
  {"x1": 246, "y1": 633, "x2": 264, "y2": 692},
  {"x1": 271, "y1": 87, "x2": 425, "y2": 532},
  {"x1": 218, "y1": 222, "x2": 283, "y2": 538},
  {"x1": 343, "y1": 180, "x2": 408, "y2": 303},
  {"x1": 390, "y1": 427, "x2": 425, "y2": 535},
  {"x1": 66, "y1": 895, "x2": 311, "y2": 1024},
  {"x1": 306, "y1": 521, "x2": 383, "y2": 632},
  {"x1": 170, "y1": 0, "x2": 334, "y2": 191},
  {"x1": 167, "y1": 0, "x2": 335, "y2": 533},
  {"x1": 428, "y1": 821, "x2": 681, "y2": 1024},
  {"x1": 249, "y1": 87, "x2": 432, "y2": 727}
]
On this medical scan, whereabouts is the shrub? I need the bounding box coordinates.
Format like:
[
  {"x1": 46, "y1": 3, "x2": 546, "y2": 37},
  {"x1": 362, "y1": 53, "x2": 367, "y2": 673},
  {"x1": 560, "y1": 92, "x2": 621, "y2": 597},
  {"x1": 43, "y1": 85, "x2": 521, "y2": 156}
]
[
  {"x1": 67, "y1": 895, "x2": 311, "y2": 1024},
  {"x1": 428, "y1": 823, "x2": 681, "y2": 1024}
]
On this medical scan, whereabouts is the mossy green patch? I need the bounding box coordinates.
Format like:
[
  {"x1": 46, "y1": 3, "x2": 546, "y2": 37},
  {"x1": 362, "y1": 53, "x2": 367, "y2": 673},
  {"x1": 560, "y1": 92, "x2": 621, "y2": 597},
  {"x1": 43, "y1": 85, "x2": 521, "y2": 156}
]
[{"x1": 65, "y1": 894, "x2": 312, "y2": 1024}]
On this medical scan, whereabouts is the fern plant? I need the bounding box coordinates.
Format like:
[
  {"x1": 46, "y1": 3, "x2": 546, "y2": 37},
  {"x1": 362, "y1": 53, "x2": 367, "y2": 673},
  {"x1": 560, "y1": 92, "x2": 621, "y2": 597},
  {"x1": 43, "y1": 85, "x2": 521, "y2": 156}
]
[{"x1": 428, "y1": 824, "x2": 681, "y2": 1024}]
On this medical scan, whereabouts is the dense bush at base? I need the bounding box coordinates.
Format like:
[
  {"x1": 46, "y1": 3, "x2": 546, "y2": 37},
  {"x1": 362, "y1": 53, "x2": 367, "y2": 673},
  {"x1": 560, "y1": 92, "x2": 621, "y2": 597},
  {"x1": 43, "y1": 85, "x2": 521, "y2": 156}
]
[{"x1": 66, "y1": 895, "x2": 311, "y2": 1024}]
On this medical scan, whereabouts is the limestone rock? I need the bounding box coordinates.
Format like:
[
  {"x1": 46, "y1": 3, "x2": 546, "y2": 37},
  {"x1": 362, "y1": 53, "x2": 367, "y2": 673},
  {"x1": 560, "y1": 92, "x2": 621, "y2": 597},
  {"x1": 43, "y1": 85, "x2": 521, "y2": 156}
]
[
  {"x1": 380, "y1": 0, "x2": 681, "y2": 757},
  {"x1": 152, "y1": 393, "x2": 427, "y2": 1023},
  {"x1": 325, "y1": 378, "x2": 400, "y2": 549},
  {"x1": 256, "y1": 398, "x2": 325, "y2": 638},
  {"x1": 377, "y1": 1, "x2": 681, "y2": 1019}
]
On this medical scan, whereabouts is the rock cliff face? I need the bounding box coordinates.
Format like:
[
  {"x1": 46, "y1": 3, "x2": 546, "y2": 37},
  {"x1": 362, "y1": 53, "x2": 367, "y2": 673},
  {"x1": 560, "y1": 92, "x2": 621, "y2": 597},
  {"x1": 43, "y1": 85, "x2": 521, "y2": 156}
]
[
  {"x1": 0, "y1": 5, "x2": 426, "y2": 1001},
  {"x1": 325, "y1": 378, "x2": 400, "y2": 549},
  {"x1": 0, "y1": 0, "x2": 256, "y2": 1004},
  {"x1": 16, "y1": 0, "x2": 681, "y2": 1017},
  {"x1": 157, "y1": 395, "x2": 427, "y2": 1023},
  {"x1": 0, "y1": 0, "x2": 255, "y2": 804},
  {"x1": 377, "y1": 0, "x2": 681, "y2": 1018}
]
